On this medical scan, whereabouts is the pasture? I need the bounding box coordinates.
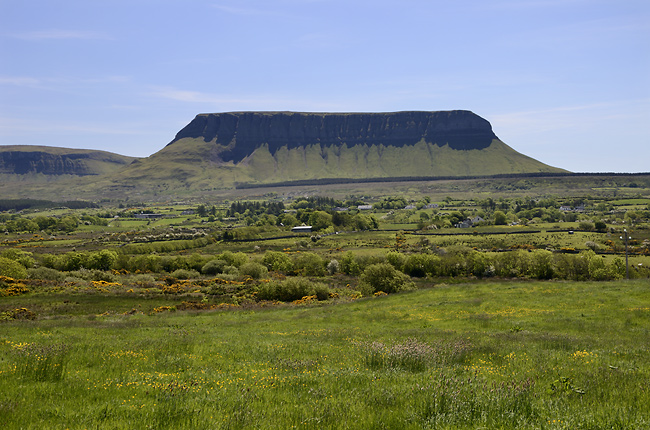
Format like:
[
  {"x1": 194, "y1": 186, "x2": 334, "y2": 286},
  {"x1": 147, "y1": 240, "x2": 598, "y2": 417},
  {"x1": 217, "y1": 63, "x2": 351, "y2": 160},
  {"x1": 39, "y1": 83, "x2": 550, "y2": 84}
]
[
  {"x1": 1, "y1": 280, "x2": 649, "y2": 429},
  {"x1": 1, "y1": 177, "x2": 650, "y2": 428}
]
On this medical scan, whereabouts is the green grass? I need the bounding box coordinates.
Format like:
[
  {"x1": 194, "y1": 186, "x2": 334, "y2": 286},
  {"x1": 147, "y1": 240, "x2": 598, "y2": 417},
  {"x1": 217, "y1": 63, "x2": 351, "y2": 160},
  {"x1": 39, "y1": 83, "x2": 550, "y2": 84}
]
[{"x1": 1, "y1": 280, "x2": 648, "y2": 429}]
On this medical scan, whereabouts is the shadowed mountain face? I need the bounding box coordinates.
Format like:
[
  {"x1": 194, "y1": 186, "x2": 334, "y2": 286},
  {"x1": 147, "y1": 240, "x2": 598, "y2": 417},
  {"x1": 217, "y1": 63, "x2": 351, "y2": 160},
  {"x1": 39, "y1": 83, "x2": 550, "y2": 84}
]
[
  {"x1": 0, "y1": 146, "x2": 136, "y2": 175},
  {"x1": 169, "y1": 110, "x2": 498, "y2": 163}
]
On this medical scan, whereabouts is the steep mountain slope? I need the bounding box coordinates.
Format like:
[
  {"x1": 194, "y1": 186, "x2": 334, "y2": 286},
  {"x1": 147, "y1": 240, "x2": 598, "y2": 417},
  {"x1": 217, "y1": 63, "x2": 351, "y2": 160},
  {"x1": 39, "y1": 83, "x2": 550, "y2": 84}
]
[{"x1": 113, "y1": 110, "x2": 565, "y2": 188}]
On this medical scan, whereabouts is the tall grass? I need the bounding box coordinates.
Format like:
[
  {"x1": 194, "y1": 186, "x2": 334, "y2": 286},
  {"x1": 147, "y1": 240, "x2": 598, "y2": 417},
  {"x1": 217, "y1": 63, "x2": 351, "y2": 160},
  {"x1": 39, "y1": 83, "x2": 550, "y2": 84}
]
[{"x1": 0, "y1": 280, "x2": 648, "y2": 428}]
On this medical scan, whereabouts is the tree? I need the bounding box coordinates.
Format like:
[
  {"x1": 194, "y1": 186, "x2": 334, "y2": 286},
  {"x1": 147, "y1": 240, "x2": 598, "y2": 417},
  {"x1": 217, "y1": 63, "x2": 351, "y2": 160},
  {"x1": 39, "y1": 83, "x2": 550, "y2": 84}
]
[
  {"x1": 308, "y1": 210, "x2": 333, "y2": 232},
  {"x1": 493, "y1": 211, "x2": 507, "y2": 225},
  {"x1": 594, "y1": 221, "x2": 607, "y2": 232}
]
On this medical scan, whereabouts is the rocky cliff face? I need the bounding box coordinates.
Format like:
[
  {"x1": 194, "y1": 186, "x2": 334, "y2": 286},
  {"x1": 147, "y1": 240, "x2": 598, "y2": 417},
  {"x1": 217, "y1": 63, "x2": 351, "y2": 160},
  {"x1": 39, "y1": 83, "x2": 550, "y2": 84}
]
[
  {"x1": 0, "y1": 147, "x2": 135, "y2": 175},
  {"x1": 169, "y1": 110, "x2": 498, "y2": 163}
]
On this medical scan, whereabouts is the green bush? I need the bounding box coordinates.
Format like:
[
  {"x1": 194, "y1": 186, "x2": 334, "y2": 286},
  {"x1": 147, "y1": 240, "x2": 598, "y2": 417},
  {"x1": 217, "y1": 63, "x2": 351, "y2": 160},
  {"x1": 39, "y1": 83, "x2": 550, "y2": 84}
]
[
  {"x1": 238, "y1": 262, "x2": 268, "y2": 279},
  {"x1": 403, "y1": 253, "x2": 440, "y2": 277},
  {"x1": 262, "y1": 251, "x2": 293, "y2": 273},
  {"x1": 28, "y1": 267, "x2": 65, "y2": 281},
  {"x1": 128, "y1": 273, "x2": 157, "y2": 287},
  {"x1": 0, "y1": 249, "x2": 35, "y2": 269},
  {"x1": 360, "y1": 263, "x2": 415, "y2": 295},
  {"x1": 202, "y1": 259, "x2": 227, "y2": 275},
  {"x1": 170, "y1": 269, "x2": 200, "y2": 280},
  {"x1": 293, "y1": 252, "x2": 325, "y2": 277},
  {"x1": 0, "y1": 257, "x2": 29, "y2": 279},
  {"x1": 218, "y1": 251, "x2": 248, "y2": 268},
  {"x1": 256, "y1": 278, "x2": 328, "y2": 302},
  {"x1": 386, "y1": 251, "x2": 406, "y2": 271}
]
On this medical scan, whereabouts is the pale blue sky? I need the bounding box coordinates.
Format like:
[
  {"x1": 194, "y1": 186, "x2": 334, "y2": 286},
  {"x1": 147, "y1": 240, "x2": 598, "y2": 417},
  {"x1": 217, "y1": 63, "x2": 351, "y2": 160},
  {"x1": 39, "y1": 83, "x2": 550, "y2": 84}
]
[{"x1": 1, "y1": 0, "x2": 648, "y2": 172}]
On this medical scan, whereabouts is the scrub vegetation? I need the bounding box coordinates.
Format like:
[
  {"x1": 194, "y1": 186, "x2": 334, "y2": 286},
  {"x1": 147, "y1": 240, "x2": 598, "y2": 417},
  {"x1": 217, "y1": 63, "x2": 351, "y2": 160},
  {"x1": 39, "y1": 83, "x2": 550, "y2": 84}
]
[{"x1": 1, "y1": 176, "x2": 649, "y2": 428}]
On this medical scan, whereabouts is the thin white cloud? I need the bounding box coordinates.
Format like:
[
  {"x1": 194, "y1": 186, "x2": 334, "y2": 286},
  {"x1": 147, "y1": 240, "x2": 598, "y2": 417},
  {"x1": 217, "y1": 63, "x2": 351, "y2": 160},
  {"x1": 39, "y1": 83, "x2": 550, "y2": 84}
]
[
  {"x1": 148, "y1": 86, "x2": 345, "y2": 112},
  {"x1": 12, "y1": 30, "x2": 114, "y2": 41},
  {"x1": 0, "y1": 76, "x2": 42, "y2": 86}
]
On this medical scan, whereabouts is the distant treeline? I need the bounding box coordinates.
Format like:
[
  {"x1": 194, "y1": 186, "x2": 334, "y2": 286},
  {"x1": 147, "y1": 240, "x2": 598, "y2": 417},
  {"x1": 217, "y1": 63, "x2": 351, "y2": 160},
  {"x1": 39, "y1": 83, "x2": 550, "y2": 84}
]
[
  {"x1": 235, "y1": 172, "x2": 650, "y2": 189},
  {"x1": 0, "y1": 199, "x2": 98, "y2": 212}
]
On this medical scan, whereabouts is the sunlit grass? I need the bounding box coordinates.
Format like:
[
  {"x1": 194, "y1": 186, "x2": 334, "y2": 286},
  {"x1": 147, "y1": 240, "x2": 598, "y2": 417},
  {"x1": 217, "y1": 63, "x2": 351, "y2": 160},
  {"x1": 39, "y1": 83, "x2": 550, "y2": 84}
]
[{"x1": 0, "y1": 280, "x2": 648, "y2": 428}]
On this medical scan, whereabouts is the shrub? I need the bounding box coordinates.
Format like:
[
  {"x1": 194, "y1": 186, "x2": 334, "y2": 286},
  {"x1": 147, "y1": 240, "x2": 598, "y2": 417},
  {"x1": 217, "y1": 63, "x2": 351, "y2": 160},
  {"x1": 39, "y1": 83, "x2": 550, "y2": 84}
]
[
  {"x1": 256, "y1": 278, "x2": 328, "y2": 302},
  {"x1": 218, "y1": 251, "x2": 248, "y2": 268},
  {"x1": 0, "y1": 257, "x2": 28, "y2": 279},
  {"x1": 170, "y1": 269, "x2": 200, "y2": 280},
  {"x1": 129, "y1": 273, "x2": 157, "y2": 287},
  {"x1": 202, "y1": 259, "x2": 227, "y2": 275},
  {"x1": 293, "y1": 252, "x2": 326, "y2": 277},
  {"x1": 27, "y1": 266, "x2": 65, "y2": 281},
  {"x1": 403, "y1": 253, "x2": 440, "y2": 277},
  {"x1": 360, "y1": 263, "x2": 415, "y2": 295},
  {"x1": 579, "y1": 221, "x2": 595, "y2": 231},
  {"x1": 238, "y1": 262, "x2": 268, "y2": 279},
  {"x1": 339, "y1": 251, "x2": 361, "y2": 275},
  {"x1": 261, "y1": 251, "x2": 293, "y2": 273},
  {"x1": 529, "y1": 250, "x2": 554, "y2": 279},
  {"x1": 386, "y1": 251, "x2": 406, "y2": 271},
  {"x1": 0, "y1": 249, "x2": 35, "y2": 268},
  {"x1": 326, "y1": 259, "x2": 339, "y2": 275},
  {"x1": 222, "y1": 265, "x2": 239, "y2": 276}
]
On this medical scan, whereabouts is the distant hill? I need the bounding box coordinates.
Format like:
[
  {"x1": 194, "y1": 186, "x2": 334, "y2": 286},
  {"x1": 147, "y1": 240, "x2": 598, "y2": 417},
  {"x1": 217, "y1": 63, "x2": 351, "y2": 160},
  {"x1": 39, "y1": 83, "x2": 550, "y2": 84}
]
[
  {"x1": 0, "y1": 145, "x2": 137, "y2": 176},
  {"x1": 112, "y1": 110, "x2": 565, "y2": 189}
]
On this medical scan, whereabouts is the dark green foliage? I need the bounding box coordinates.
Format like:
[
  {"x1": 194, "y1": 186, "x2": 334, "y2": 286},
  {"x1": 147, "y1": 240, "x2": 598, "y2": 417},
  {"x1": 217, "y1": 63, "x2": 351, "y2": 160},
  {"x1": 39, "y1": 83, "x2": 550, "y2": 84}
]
[
  {"x1": 494, "y1": 210, "x2": 508, "y2": 225},
  {"x1": 0, "y1": 199, "x2": 97, "y2": 211},
  {"x1": 226, "y1": 201, "x2": 285, "y2": 217},
  {"x1": 594, "y1": 220, "x2": 607, "y2": 232},
  {"x1": 403, "y1": 253, "x2": 440, "y2": 277},
  {"x1": 201, "y1": 259, "x2": 227, "y2": 275}
]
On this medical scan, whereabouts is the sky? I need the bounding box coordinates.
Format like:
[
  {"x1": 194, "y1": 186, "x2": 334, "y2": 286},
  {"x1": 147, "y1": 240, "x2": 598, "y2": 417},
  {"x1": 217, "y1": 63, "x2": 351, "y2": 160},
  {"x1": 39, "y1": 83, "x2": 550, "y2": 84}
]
[{"x1": 1, "y1": 0, "x2": 649, "y2": 173}]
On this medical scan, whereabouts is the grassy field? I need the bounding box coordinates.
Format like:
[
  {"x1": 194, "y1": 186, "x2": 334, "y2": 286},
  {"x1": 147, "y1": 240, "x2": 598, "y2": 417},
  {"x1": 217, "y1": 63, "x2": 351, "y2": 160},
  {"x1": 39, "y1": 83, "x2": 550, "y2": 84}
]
[{"x1": 1, "y1": 280, "x2": 648, "y2": 429}]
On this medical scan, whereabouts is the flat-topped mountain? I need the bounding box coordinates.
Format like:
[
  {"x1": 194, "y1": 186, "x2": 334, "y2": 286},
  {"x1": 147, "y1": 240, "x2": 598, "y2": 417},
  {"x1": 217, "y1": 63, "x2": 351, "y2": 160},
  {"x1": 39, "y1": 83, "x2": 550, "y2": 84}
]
[
  {"x1": 0, "y1": 111, "x2": 568, "y2": 199},
  {"x1": 169, "y1": 110, "x2": 498, "y2": 163},
  {"x1": 0, "y1": 145, "x2": 137, "y2": 176},
  {"x1": 120, "y1": 110, "x2": 563, "y2": 187}
]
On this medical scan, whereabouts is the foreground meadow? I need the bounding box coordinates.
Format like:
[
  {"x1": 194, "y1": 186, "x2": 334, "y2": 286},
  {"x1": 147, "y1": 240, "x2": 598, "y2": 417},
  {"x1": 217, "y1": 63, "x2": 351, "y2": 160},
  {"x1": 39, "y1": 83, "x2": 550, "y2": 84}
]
[{"x1": 1, "y1": 279, "x2": 648, "y2": 429}]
